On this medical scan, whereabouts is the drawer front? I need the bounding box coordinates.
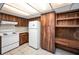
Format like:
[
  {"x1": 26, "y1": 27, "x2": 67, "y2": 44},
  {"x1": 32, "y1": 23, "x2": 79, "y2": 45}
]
[{"x1": 2, "y1": 42, "x2": 19, "y2": 54}]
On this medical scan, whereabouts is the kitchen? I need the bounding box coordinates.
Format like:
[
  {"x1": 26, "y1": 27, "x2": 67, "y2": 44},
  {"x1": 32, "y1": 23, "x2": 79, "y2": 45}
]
[{"x1": 0, "y1": 3, "x2": 79, "y2": 55}]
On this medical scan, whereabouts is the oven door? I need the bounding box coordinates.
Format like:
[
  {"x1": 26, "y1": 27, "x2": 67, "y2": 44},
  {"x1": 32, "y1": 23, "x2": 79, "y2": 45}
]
[{"x1": 2, "y1": 33, "x2": 19, "y2": 47}]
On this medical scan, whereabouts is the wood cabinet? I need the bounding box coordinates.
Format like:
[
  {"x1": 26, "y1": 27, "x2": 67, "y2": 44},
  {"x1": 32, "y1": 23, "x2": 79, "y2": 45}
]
[
  {"x1": 0, "y1": 13, "x2": 16, "y2": 21},
  {"x1": 0, "y1": 13, "x2": 28, "y2": 27},
  {"x1": 19, "y1": 32, "x2": 28, "y2": 45},
  {"x1": 41, "y1": 12, "x2": 55, "y2": 53}
]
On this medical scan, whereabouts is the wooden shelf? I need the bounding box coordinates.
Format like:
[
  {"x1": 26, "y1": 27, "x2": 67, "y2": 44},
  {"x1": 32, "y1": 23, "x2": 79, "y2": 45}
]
[
  {"x1": 56, "y1": 25, "x2": 79, "y2": 27},
  {"x1": 56, "y1": 38, "x2": 79, "y2": 49},
  {"x1": 56, "y1": 17, "x2": 79, "y2": 21}
]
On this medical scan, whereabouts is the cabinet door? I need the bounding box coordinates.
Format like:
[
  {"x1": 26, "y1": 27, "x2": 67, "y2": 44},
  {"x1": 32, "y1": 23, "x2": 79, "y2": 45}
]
[
  {"x1": 16, "y1": 18, "x2": 27, "y2": 27},
  {"x1": 0, "y1": 13, "x2": 2, "y2": 20},
  {"x1": 0, "y1": 36, "x2": 1, "y2": 54},
  {"x1": 41, "y1": 13, "x2": 55, "y2": 27},
  {"x1": 41, "y1": 12, "x2": 55, "y2": 53},
  {"x1": 41, "y1": 26, "x2": 55, "y2": 53},
  {"x1": 47, "y1": 13, "x2": 55, "y2": 26},
  {"x1": 41, "y1": 26, "x2": 47, "y2": 50},
  {"x1": 19, "y1": 33, "x2": 28, "y2": 45},
  {"x1": 1, "y1": 13, "x2": 6, "y2": 20},
  {"x1": 41, "y1": 15, "x2": 47, "y2": 26}
]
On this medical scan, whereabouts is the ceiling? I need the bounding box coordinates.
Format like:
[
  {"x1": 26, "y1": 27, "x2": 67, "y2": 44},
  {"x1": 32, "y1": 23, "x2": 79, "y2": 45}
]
[{"x1": 0, "y1": 3, "x2": 79, "y2": 19}]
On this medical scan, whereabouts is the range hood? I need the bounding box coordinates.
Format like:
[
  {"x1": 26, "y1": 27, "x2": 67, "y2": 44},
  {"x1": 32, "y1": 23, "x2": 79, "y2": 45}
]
[{"x1": 0, "y1": 21, "x2": 18, "y2": 25}]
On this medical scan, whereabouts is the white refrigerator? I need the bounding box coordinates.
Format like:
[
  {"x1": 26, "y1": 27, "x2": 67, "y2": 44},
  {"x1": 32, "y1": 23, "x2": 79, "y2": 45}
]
[{"x1": 29, "y1": 21, "x2": 40, "y2": 49}]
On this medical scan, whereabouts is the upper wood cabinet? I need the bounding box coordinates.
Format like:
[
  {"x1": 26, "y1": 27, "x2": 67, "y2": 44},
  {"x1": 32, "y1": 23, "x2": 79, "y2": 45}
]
[
  {"x1": 41, "y1": 15, "x2": 47, "y2": 26},
  {"x1": 41, "y1": 13, "x2": 55, "y2": 26},
  {"x1": 0, "y1": 13, "x2": 16, "y2": 21},
  {"x1": 0, "y1": 13, "x2": 28, "y2": 27},
  {"x1": 16, "y1": 17, "x2": 28, "y2": 27}
]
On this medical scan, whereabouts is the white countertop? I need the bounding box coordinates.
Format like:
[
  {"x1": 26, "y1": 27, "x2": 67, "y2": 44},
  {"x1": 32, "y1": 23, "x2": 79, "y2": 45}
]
[
  {"x1": 16, "y1": 31, "x2": 28, "y2": 33},
  {"x1": 0, "y1": 31, "x2": 28, "y2": 36}
]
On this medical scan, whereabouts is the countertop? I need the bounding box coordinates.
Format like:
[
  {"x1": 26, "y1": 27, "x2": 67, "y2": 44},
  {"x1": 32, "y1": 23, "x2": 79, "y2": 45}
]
[
  {"x1": 17, "y1": 31, "x2": 28, "y2": 33},
  {"x1": 0, "y1": 31, "x2": 28, "y2": 36}
]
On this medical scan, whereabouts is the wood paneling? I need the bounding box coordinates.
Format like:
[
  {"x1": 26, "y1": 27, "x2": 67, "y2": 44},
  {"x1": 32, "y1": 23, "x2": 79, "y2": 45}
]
[
  {"x1": 19, "y1": 33, "x2": 28, "y2": 45},
  {"x1": 41, "y1": 12, "x2": 55, "y2": 53}
]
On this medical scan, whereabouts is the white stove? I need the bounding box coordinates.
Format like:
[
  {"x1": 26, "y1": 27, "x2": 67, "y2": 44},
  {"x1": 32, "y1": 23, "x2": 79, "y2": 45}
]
[{"x1": 0, "y1": 24, "x2": 19, "y2": 54}]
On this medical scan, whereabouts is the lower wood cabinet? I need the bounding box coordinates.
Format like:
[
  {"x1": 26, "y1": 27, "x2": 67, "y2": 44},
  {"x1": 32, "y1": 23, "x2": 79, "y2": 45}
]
[
  {"x1": 19, "y1": 32, "x2": 28, "y2": 45},
  {"x1": 41, "y1": 26, "x2": 55, "y2": 53}
]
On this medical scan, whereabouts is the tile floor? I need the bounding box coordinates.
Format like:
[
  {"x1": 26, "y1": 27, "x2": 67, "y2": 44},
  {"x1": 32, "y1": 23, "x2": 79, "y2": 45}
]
[{"x1": 4, "y1": 43, "x2": 74, "y2": 55}]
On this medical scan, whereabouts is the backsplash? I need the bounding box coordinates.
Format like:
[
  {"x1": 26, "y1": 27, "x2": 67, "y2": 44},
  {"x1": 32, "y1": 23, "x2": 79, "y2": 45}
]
[
  {"x1": 0, "y1": 24, "x2": 15, "y2": 32},
  {"x1": 15, "y1": 27, "x2": 28, "y2": 33},
  {"x1": 0, "y1": 25, "x2": 28, "y2": 33}
]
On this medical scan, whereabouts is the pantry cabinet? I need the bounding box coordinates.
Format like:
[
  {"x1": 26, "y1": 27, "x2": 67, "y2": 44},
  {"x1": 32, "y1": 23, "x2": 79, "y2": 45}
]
[
  {"x1": 19, "y1": 33, "x2": 28, "y2": 45},
  {"x1": 41, "y1": 12, "x2": 55, "y2": 53}
]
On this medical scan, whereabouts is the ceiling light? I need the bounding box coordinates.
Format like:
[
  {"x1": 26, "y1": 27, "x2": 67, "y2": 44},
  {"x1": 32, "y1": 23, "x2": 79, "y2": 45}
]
[{"x1": 3, "y1": 4, "x2": 30, "y2": 16}]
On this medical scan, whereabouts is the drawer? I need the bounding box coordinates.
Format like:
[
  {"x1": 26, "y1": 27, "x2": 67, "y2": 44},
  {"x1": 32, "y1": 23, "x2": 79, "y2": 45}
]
[{"x1": 2, "y1": 42, "x2": 19, "y2": 54}]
